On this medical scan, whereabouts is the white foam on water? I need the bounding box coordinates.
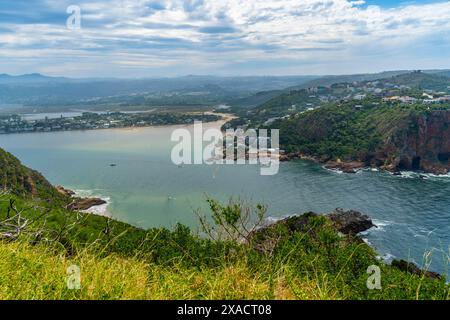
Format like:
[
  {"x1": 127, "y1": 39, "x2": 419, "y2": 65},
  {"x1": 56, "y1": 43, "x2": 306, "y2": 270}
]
[
  {"x1": 387, "y1": 170, "x2": 450, "y2": 181},
  {"x1": 82, "y1": 196, "x2": 112, "y2": 217},
  {"x1": 399, "y1": 171, "x2": 417, "y2": 179},
  {"x1": 323, "y1": 166, "x2": 344, "y2": 174},
  {"x1": 420, "y1": 172, "x2": 450, "y2": 180},
  {"x1": 263, "y1": 215, "x2": 292, "y2": 226},
  {"x1": 265, "y1": 216, "x2": 283, "y2": 224},
  {"x1": 368, "y1": 219, "x2": 394, "y2": 233},
  {"x1": 71, "y1": 188, "x2": 112, "y2": 218},
  {"x1": 377, "y1": 253, "x2": 396, "y2": 263}
]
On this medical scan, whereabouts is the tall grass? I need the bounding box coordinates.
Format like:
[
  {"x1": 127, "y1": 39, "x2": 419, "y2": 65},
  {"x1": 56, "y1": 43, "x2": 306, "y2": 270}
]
[{"x1": 0, "y1": 195, "x2": 448, "y2": 300}]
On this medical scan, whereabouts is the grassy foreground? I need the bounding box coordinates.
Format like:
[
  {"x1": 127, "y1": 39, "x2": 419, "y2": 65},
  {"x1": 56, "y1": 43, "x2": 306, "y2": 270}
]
[{"x1": 0, "y1": 194, "x2": 448, "y2": 300}]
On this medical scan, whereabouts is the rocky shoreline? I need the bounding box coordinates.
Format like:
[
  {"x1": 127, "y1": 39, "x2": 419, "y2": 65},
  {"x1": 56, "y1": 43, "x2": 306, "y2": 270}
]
[
  {"x1": 279, "y1": 152, "x2": 449, "y2": 175},
  {"x1": 251, "y1": 208, "x2": 443, "y2": 280},
  {"x1": 280, "y1": 152, "x2": 368, "y2": 173},
  {"x1": 56, "y1": 185, "x2": 107, "y2": 211}
]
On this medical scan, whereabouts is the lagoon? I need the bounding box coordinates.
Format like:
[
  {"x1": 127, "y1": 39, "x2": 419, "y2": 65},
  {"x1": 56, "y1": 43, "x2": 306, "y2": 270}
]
[{"x1": 0, "y1": 121, "x2": 449, "y2": 277}]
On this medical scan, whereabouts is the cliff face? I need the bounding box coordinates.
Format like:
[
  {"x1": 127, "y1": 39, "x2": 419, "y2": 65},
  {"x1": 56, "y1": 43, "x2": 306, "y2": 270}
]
[
  {"x1": 378, "y1": 111, "x2": 450, "y2": 174},
  {"x1": 0, "y1": 148, "x2": 64, "y2": 199},
  {"x1": 279, "y1": 104, "x2": 450, "y2": 174}
]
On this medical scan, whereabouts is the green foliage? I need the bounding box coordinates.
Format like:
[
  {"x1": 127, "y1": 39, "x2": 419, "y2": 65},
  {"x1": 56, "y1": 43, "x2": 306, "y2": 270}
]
[
  {"x1": 0, "y1": 194, "x2": 448, "y2": 300},
  {"x1": 278, "y1": 100, "x2": 450, "y2": 160},
  {"x1": 0, "y1": 149, "x2": 448, "y2": 300},
  {"x1": 198, "y1": 197, "x2": 267, "y2": 242},
  {"x1": 0, "y1": 148, "x2": 65, "y2": 200}
]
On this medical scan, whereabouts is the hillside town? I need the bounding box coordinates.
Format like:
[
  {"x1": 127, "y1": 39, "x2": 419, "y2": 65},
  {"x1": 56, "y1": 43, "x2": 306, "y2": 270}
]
[{"x1": 0, "y1": 111, "x2": 220, "y2": 134}]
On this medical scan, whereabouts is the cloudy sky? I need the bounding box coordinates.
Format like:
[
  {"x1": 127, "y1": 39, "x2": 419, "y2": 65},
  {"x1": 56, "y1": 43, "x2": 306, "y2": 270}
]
[{"x1": 0, "y1": 0, "x2": 449, "y2": 77}]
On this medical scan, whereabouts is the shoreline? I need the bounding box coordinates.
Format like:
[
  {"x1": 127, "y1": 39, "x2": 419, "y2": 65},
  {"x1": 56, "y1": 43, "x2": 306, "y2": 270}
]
[
  {"x1": 280, "y1": 152, "x2": 450, "y2": 176},
  {"x1": 0, "y1": 111, "x2": 232, "y2": 136},
  {"x1": 56, "y1": 186, "x2": 112, "y2": 218},
  {"x1": 48, "y1": 112, "x2": 235, "y2": 221}
]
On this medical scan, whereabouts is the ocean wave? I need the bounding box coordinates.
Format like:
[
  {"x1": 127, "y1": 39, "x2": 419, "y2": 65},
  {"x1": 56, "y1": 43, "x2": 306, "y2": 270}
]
[
  {"x1": 71, "y1": 188, "x2": 112, "y2": 218},
  {"x1": 83, "y1": 197, "x2": 111, "y2": 217},
  {"x1": 263, "y1": 215, "x2": 290, "y2": 226},
  {"x1": 360, "y1": 219, "x2": 394, "y2": 234},
  {"x1": 421, "y1": 172, "x2": 450, "y2": 179},
  {"x1": 391, "y1": 171, "x2": 450, "y2": 180},
  {"x1": 322, "y1": 166, "x2": 344, "y2": 174},
  {"x1": 377, "y1": 253, "x2": 396, "y2": 263}
]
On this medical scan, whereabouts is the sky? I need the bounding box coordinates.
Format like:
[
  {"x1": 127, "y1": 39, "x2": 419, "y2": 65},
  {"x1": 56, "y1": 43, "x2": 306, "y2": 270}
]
[{"x1": 0, "y1": 0, "x2": 449, "y2": 78}]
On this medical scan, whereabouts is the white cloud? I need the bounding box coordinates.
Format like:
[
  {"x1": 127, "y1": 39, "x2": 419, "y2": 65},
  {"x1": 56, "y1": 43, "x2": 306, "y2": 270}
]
[{"x1": 0, "y1": 0, "x2": 449, "y2": 76}]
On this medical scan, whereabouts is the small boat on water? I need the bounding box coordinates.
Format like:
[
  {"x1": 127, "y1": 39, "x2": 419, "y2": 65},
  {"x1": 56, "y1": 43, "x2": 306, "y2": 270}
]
[{"x1": 110, "y1": 163, "x2": 117, "y2": 167}]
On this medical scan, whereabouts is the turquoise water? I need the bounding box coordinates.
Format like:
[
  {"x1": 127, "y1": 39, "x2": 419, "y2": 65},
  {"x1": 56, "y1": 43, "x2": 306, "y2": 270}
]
[{"x1": 0, "y1": 123, "x2": 449, "y2": 277}]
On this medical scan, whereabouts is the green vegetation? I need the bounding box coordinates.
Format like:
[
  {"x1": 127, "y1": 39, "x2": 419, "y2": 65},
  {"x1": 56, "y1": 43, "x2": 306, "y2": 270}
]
[
  {"x1": 278, "y1": 99, "x2": 450, "y2": 161},
  {"x1": 0, "y1": 148, "x2": 65, "y2": 200},
  {"x1": 0, "y1": 148, "x2": 449, "y2": 300},
  {"x1": 0, "y1": 193, "x2": 448, "y2": 300},
  {"x1": 0, "y1": 112, "x2": 222, "y2": 135},
  {"x1": 226, "y1": 71, "x2": 450, "y2": 131}
]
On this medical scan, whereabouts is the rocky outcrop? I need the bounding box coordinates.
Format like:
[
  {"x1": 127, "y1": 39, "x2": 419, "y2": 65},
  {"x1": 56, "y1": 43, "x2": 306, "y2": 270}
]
[
  {"x1": 377, "y1": 111, "x2": 450, "y2": 175},
  {"x1": 391, "y1": 259, "x2": 442, "y2": 280},
  {"x1": 249, "y1": 209, "x2": 375, "y2": 254},
  {"x1": 281, "y1": 110, "x2": 450, "y2": 175},
  {"x1": 56, "y1": 185, "x2": 75, "y2": 197},
  {"x1": 68, "y1": 197, "x2": 107, "y2": 211},
  {"x1": 56, "y1": 186, "x2": 107, "y2": 211},
  {"x1": 0, "y1": 148, "x2": 107, "y2": 211},
  {"x1": 328, "y1": 208, "x2": 375, "y2": 235},
  {"x1": 324, "y1": 160, "x2": 366, "y2": 174}
]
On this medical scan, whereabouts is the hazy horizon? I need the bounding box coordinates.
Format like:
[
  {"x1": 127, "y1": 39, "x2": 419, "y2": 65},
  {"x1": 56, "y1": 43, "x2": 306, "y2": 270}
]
[
  {"x1": 1, "y1": 1, "x2": 449, "y2": 77},
  {"x1": 1, "y1": 68, "x2": 449, "y2": 80}
]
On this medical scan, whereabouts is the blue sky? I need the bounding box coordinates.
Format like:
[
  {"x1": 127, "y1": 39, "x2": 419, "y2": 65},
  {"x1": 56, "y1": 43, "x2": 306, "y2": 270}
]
[{"x1": 0, "y1": 0, "x2": 449, "y2": 78}]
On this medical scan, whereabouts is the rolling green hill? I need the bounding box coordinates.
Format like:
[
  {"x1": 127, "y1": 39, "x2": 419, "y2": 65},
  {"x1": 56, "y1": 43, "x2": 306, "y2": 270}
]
[
  {"x1": 0, "y1": 148, "x2": 64, "y2": 200},
  {"x1": 277, "y1": 99, "x2": 450, "y2": 174},
  {"x1": 377, "y1": 71, "x2": 450, "y2": 91},
  {"x1": 255, "y1": 72, "x2": 450, "y2": 120}
]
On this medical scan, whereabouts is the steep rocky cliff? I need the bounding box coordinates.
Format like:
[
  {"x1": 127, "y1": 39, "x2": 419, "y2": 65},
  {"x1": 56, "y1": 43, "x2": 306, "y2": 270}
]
[
  {"x1": 279, "y1": 102, "x2": 450, "y2": 174},
  {"x1": 379, "y1": 111, "x2": 450, "y2": 174}
]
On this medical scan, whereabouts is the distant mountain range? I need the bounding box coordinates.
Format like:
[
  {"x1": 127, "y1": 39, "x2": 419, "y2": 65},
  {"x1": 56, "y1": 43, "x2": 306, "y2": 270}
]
[
  {"x1": 0, "y1": 73, "x2": 67, "y2": 84},
  {"x1": 0, "y1": 70, "x2": 449, "y2": 110},
  {"x1": 0, "y1": 74, "x2": 317, "y2": 107}
]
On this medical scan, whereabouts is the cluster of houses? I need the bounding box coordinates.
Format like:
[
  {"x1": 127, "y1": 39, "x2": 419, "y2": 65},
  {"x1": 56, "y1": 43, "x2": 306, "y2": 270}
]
[
  {"x1": 382, "y1": 94, "x2": 450, "y2": 105},
  {"x1": 0, "y1": 112, "x2": 212, "y2": 135},
  {"x1": 0, "y1": 113, "x2": 122, "y2": 134}
]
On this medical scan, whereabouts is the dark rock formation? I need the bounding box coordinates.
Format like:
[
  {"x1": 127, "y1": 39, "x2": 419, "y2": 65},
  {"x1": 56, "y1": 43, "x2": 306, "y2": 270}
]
[
  {"x1": 249, "y1": 209, "x2": 375, "y2": 254},
  {"x1": 328, "y1": 208, "x2": 375, "y2": 235},
  {"x1": 68, "y1": 197, "x2": 107, "y2": 211},
  {"x1": 56, "y1": 185, "x2": 75, "y2": 197},
  {"x1": 248, "y1": 212, "x2": 319, "y2": 255},
  {"x1": 324, "y1": 160, "x2": 366, "y2": 174},
  {"x1": 280, "y1": 107, "x2": 450, "y2": 175},
  {"x1": 56, "y1": 185, "x2": 106, "y2": 211},
  {"x1": 391, "y1": 259, "x2": 442, "y2": 280},
  {"x1": 379, "y1": 111, "x2": 450, "y2": 175}
]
